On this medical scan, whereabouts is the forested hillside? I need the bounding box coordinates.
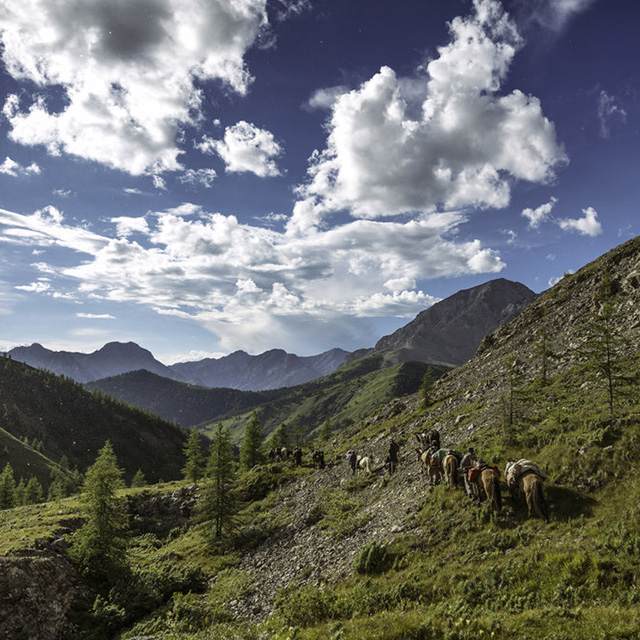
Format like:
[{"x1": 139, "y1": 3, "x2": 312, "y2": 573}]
[
  {"x1": 0, "y1": 357, "x2": 188, "y2": 485},
  {"x1": 88, "y1": 355, "x2": 445, "y2": 443}
]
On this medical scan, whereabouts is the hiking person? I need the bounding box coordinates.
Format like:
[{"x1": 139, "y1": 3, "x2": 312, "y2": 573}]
[
  {"x1": 348, "y1": 450, "x2": 358, "y2": 475},
  {"x1": 388, "y1": 438, "x2": 400, "y2": 475},
  {"x1": 293, "y1": 447, "x2": 302, "y2": 467},
  {"x1": 460, "y1": 447, "x2": 477, "y2": 499}
]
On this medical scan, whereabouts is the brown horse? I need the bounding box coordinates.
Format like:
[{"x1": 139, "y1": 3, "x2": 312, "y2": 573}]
[
  {"x1": 505, "y1": 460, "x2": 549, "y2": 522},
  {"x1": 415, "y1": 448, "x2": 441, "y2": 485},
  {"x1": 518, "y1": 472, "x2": 549, "y2": 521},
  {"x1": 474, "y1": 466, "x2": 502, "y2": 512},
  {"x1": 442, "y1": 454, "x2": 459, "y2": 489}
]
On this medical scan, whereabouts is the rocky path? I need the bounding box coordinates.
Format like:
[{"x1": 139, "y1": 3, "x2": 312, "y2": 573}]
[{"x1": 229, "y1": 438, "x2": 430, "y2": 622}]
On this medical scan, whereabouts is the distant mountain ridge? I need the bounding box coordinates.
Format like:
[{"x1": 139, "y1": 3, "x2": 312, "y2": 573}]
[
  {"x1": 346, "y1": 278, "x2": 537, "y2": 367},
  {"x1": 170, "y1": 347, "x2": 350, "y2": 391},
  {"x1": 7, "y1": 342, "x2": 349, "y2": 390},
  {"x1": 7, "y1": 341, "x2": 182, "y2": 384}
]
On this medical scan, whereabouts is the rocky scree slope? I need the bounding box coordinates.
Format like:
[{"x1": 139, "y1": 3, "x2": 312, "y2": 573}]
[
  {"x1": 225, "y1": 400, "x2": 429, "y2": 623},
  {"x1": 416, "y1": 235, "x2": 640, "y2": 447}
]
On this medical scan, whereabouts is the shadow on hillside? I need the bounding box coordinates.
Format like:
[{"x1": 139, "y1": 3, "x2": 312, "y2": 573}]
[
  {"x1": 545, "y1": 484, "x2": 597, "y2": 521},
  {"x1": 495, "y1": 484, "x2": 597, "y2": 525}
]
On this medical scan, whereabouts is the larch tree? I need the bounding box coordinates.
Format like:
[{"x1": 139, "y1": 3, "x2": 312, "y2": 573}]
[
  {"x1": 70, "y1": 441, "x2": 128, "y2": 578},
  {"x1": 182, "y1": 430, "x2": 207, "y2": 483},
  {"x1": 318, "y1": 417, "x2": 333, "y2": 443},
  {"x1": 199, "y1": 423, "x2": 237, "y2": 541},
  {"x1": 271, "y1": 422, "x2": 289, "y2": 450},
  {"x1": 420, "y1": 366, "x2": 435, "y2": 409},
  {"x1": 580, "y1": 269, "x2": 628, "y2": 415},
  {"x1": 240, "y1": 411, "x2": 265, "y2": 470},
  {"x1": 0, "y1": 463, "x2": 16, "y2": 509},
  {"x1": 23, "y1": 476, "x2": 44, "y2": 504}
]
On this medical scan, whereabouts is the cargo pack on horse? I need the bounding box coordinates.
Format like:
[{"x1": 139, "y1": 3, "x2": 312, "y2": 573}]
[
  {"x1": 429, "y1": 448, "x2": 461, "y2": 489},
  {"x1": 505, "y1": 459, "x2": 549, "y2": 522},
  {"x1": 357, "y1": 455, "x2": 372, "y2": 474},
  {"x1": 416, "y1": 448, "x2": 441, "y2": 485},
  {"x1": 416, "y1": 428, "x2": 440, "y2": 452},
  {"x1": 469, "y1": 463, "x2": 502, "y2": 512},
  {"x1": 347, "y1": 452, "x2": 372, "y2": 474}
]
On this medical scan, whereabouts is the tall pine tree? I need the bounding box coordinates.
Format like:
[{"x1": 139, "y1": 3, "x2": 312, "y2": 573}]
[
  {"x1": 182, "y1": 430, "x2": 207, "y2": 483},
  {"x1": 70, "y1": 441, "x2": 128, "y2": 578},
  {"x1": 240, "y1": 411, "x2": 265, "y2": 470},
  {"x1": 0, "y1": 463, "x2": 16, "y2": 509},
  {"x1": 199, "y1": 423, "x2": 237, "y2": 540},
  {"x1": 580, "y1": 269, "x2": 629, "y2": 415}
]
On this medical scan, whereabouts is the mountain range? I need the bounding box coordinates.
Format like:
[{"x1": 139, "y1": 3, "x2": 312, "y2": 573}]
[
  {"x1": 6, "y1": 341, "x2": 349, "y2": 391},
  {"x1": 345, "y1": 277, "x2": 537, "y2": 366},
  {"x1": 7, "y1": 278, "x2": 536, "y2": 392}
]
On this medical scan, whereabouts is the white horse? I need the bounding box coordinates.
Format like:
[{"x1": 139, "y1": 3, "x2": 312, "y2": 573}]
[
  {"x1": 357, "y1": 455, "x2": 372, "y2": 474},
  {"x1": 346, "y1": 453, "x2": 372, "y2": 474}
]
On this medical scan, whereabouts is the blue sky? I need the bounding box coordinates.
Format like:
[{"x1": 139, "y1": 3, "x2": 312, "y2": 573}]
[{"x1": 0, "y1": 0, "x2": 637, "y2": 363}]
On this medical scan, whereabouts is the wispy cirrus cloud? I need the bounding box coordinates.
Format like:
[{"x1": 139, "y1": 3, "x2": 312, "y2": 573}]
[{"x1": 597, "y1": 90, "x2": 627, "y2": 139}]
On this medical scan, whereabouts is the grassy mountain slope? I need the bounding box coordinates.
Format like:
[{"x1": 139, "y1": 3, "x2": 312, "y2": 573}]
[
  {"x1": 212, "y1": 356, "x2": 440, "y2": 442},
  {"x1": 0, "y1": 425, "x2": 69, "y2": 487},
  {"x1": 87, "y1": 355, "x2": 449, "y2": 443},
  {"x1": 0, "y1": 356, "x2": 188, "y2": 484},
  {"x1": 109, "y1": 235, "x2": 640, "y2": 639}
]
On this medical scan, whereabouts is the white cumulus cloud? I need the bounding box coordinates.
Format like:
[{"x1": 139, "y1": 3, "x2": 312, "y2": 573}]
[
  {"x1": 0, "y1": 0, "x2": 268, "y2": 175},
  {"x1": 0, "y1": 156, "x2": 41, "y2": 177},
  {"x1": 522, "y1": 196, "x2": 558, "y2": 229},
  {"x1": 198, "y1": 121, "x2": 283, "y2": 177},
  {"x1": 291, "y1": 0, "x2": 567, "y2": 229},
  {"x1": 557, "y1": 206, "x2": 603, "y2": 237}
]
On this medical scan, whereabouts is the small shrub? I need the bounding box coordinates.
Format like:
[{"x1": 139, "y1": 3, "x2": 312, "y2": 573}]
[
  {"x1": 353, "y1": 541, "x2": 391, "y2": 574},
  {"x1": 304, "y1": 503, "x2": 326, "y2": 526}
]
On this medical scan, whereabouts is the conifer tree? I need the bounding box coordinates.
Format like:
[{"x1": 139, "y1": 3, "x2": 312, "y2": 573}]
[
  {"x1": 318, "y1": 417, "x2": 333, "y2": 443},
  {"x1": 70, "y1": 441, "x2": 128, "y2": 578},
  {"x1": 271, "y1": 422, "x2": 289, "y2": 450},
  {"x1": 130, "y1": 469, "x2": 147, "y2": 488},
  {"x1": 420, "y1": 366, "x2": 435, "y2": 409},
  {"x1": 532, "y1": 307, "x2": 556, "y2": 384},
  {"x1": 0, "y1": 462, "x2": 16, "y2": 509},
  {"x1": 199, "y1": 423, "x2": 237, "y2": 540},
  {"x1": 23, "y1": 476, "x2": 44, "y2": 505},
  {"x1": 501, "y1": 354, "x2": 523, "y2": 433},
  {"x1": 580, "y1": 269, "x2": 627, "y2": 415},
  {"x1": 14, "y1": 478, "x2": 26, "y2": 506},
  {"x1": 240, "y1": 411, "x2": 265, "y2": 470},
  {"x1": 292, "y1": 419, "x2": 304, "y2": 447},
  {"x1": 182, "y1": 430, "x2": 206, "y2": 483}
]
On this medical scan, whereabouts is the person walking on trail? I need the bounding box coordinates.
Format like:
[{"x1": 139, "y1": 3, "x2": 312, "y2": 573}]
[
  {"x1": 460, "y1": 447, "x2": 477, "y2": 499},
  {"x1": 293, "y1": 447, "x2": 302, "y2": 467},
  {"x1": 348, "y1": 450, "x2": 358, "y2": 475},
  {"x1": 388, "y1": 438, "x2": 400, "y2": 475}
]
